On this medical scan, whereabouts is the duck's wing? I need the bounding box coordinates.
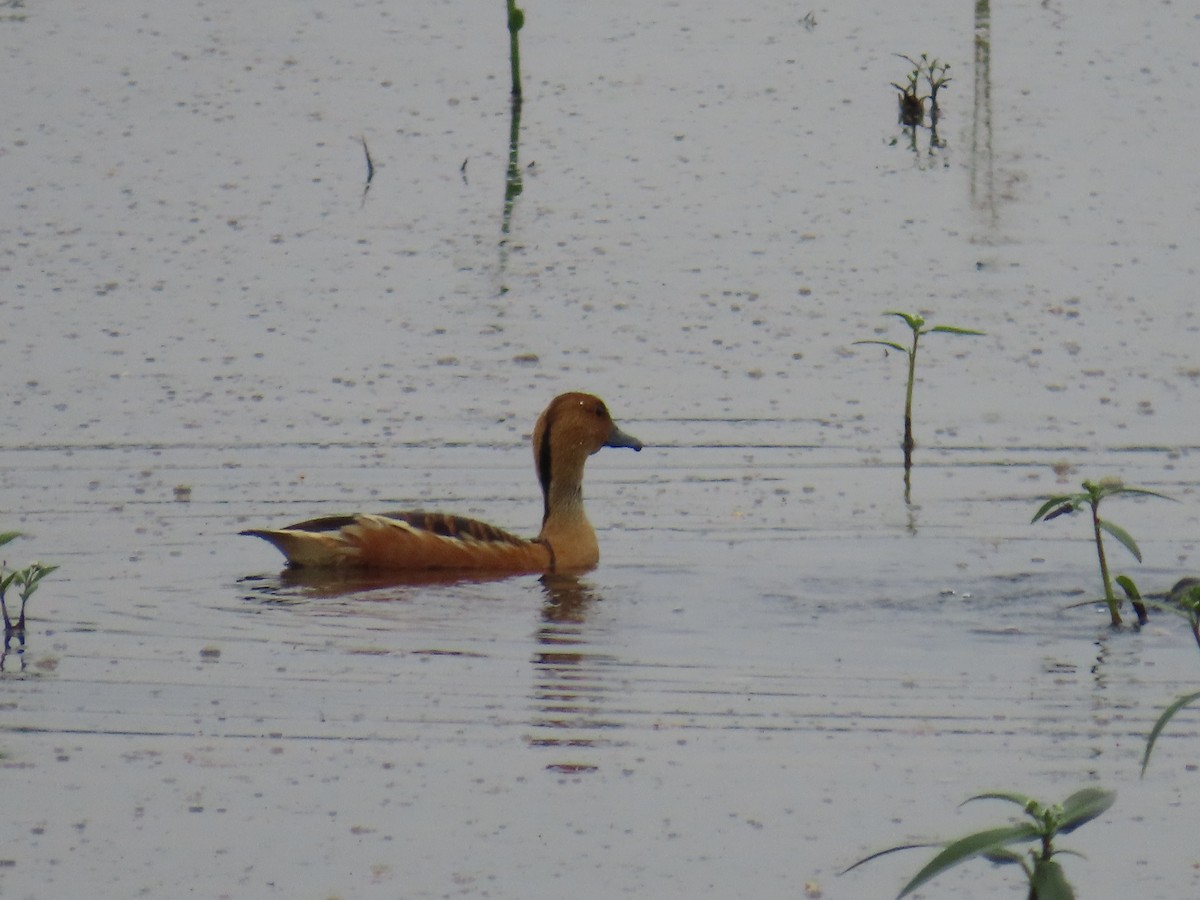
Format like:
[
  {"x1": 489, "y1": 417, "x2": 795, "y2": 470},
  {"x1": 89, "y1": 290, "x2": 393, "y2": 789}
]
[{"x1": 241, "y1": 510, "x2": 552, "y2": 571}]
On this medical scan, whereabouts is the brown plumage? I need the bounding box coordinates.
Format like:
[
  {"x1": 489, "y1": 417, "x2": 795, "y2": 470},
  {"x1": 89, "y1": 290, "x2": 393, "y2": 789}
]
[{"x1": 241, "y1": 392, "x2": 642, "y2": 573}]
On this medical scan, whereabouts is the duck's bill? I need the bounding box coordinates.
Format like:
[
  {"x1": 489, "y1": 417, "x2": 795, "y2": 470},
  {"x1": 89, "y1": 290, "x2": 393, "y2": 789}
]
[{"x1": 605, "y1": 424, "x2": 643, "y2": 451}]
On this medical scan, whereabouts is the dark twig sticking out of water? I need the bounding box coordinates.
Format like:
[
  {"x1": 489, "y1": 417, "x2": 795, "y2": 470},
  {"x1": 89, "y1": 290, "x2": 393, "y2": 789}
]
[
  {"x1": 498, "y1": 94, "x2": 524, "y2": 290},
  {"x1": 358, "y1": 136, "x2": 375, "y2": 207}
]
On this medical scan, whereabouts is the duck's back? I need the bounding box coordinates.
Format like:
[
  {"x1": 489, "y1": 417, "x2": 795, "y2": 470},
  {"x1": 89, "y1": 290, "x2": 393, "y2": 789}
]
[{"x1": 241, "y1": 510, "x2": 551, "y2": 571}]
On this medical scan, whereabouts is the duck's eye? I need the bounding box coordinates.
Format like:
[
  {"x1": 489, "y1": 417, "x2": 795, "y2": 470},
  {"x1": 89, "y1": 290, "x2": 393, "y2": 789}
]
[{"x1": 594, "y1": 402, "x2": 608, "y2": 418}]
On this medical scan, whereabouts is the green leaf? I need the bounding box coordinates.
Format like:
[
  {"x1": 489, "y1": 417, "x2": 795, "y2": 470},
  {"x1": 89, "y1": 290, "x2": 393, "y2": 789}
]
[
  {"x1": 1031, "y1": 496, "x2": 1080, "y2": 523},
  {"x1": 896, "y1": 823, "x2": 1040, "y2": 898},
  {"x1": 853, "y1": 340, "x2": 909, "y2": 354},
  {"x1": 1049, "y1": 848, "x2": 1087, "y2": 861},
  {"x1": 1056, "y1": 787, "x2": 1115, "y2": 833},
  {"x1": 1060, "y1": 598, "x2": 1114, "y2": 613},
  {"x1": 963, "y1": 790, "x2": 1038, "y2": 811},
  {"x1": 883, "y1": 310, "x2": 924, "y2": 331},
  {"x1": 1137, "y1": 598, "x2": 1195, "y2": 624},
  {"x1": 1168, "y1": 577, "x2": 1200, "y2": 606},
  {"x1": 1141, "y1": 691, "x2": 1200, "y2": 776},
  {"x1": 29, "y1": 563, "x2": 58, "y2": 579},
  {"x1": 1101, "y1": 486, "x2": 1176, "y2": 503},
  {"x1": 1098, "y1": 518, "x2": 1141, "y2": 562},
  {"x1": 1030, "y1": 859, "x2": 1076, "y2": 900},
  {"x1": 1114, "y1": 575, "x2": 1141, "y2": 601},
  {"x1": 839, "y1": 842, "x2": 938, "y2": 876},
  {"x1": 927, "y1": 325, "x2": 986, "y2": 336},
  {"x1": 980, "y1": 847, "x2": 1029, "y2": 865},
  {"x1": 0, "y1": 531, "x2": 22, "y2": 548}
]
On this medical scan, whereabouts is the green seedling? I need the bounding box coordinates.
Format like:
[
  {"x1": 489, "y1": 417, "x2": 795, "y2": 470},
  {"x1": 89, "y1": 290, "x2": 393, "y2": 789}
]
[
  {"x1": 506, "y1": 0, "x2": 525, "y2": 102},
  {"x1": 845, "y1": 787, "x2": 1115, "y2": 900},
  {"x1": 1032, "y1": 479, "x2": 1174, "y2": 627},
  {"x1": 1140, "y1": 577, "x2": 1200, "y2": 775},
  {"x1": 0, "y1": 531, "x2": 57, "y2": 646},
  {"x1": 854, "y1": 310, "x2": 984, "y2": 473},
  {"x1": 1, "y1": 561, "x2": 58, "y2": 640}
]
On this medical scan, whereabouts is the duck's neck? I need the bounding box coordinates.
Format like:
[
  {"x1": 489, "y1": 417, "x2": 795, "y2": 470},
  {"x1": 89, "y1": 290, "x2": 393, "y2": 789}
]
[
  {"x1": 542, "y1": 473, "x2": 587, "y2": 528},
  {"x1": 536, "y1": 455, "x2": 598, "y2": 567}
]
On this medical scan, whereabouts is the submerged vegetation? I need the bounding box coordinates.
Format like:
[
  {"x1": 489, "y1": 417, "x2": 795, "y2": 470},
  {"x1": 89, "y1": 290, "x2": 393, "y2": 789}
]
[{"x1": 1031, "y1": 479, "x2": 1175, "y2": 627}]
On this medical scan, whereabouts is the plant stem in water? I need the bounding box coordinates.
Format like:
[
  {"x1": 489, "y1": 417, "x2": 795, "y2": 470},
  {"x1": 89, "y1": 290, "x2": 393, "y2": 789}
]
[{"x1": 1091, "y1": 501, "x2": 1120, "y2": 626}]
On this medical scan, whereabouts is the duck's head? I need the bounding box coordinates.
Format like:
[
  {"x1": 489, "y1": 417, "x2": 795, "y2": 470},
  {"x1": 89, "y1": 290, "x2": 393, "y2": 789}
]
[{"x1": 532, "y1": 392, "x2": 642, "y2": 497}]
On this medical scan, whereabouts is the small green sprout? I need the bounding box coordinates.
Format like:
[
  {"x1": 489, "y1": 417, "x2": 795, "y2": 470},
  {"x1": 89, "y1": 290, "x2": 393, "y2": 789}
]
[
  {"x1": 854, "y1": 310, "x2": 984, "y2": 480},
  {"x1": 0, "y1": 531, "x2": 58, "y2": 645},
  {"x1": 1, "y1": 562, "x2": 58, "y2": 639}
]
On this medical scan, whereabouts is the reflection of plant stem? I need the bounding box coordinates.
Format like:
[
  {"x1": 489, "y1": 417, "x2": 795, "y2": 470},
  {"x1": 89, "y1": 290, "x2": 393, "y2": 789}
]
[
  {"x1": 500, "y1": 0, "x2": 526, "y2": 280},
  {"x1": 971, "y1": 0, "x2": 996, "y2": 230},
  {"x1": 499, "y1": 91, "x2": 524, "y2": 285},
  {"x1": 1090, "y1": 500, "x2": 1117, "y2": 615},
  {"x1": 506, "y1": 0, "x2": 524, "y2": 102},
  {"x1": 358, "y1": 136, "x2": 374, "y2": 207}
]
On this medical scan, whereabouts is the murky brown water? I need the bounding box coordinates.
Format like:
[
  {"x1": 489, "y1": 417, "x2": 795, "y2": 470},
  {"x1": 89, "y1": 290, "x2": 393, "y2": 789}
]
[{"x1": 4, "y1": 1, "x2": 1200, "y2": 897}]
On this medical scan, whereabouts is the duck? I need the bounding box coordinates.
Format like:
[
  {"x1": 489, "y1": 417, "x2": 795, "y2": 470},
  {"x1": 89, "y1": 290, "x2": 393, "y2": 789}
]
[{"x1": 241, "y1": 392, "x2": 642, "y2": 573}]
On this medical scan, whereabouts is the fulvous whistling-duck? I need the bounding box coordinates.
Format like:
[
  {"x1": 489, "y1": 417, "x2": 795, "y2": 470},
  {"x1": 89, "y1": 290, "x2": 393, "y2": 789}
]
[{"x1": 241, "y1": 392, "x2": 642, "y2": 573}]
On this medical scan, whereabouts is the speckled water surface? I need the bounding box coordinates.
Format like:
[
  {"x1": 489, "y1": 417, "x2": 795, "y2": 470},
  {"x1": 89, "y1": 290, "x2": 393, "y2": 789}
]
[{"x1": 3, "y1": 0, "x2": 1200, "y2": 897}]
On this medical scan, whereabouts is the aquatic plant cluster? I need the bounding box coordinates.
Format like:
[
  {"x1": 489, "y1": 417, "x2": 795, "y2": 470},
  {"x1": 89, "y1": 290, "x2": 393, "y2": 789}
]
[
  {"x1": 0, "y1": 531, "x2": 56, "y2": 668},
  {"x1": 855, "y1": 309, "x2": 1196, "y2": 897},
  {"x1": 890, "y1": 52, "x2": 952, "y2": 157},
  {"x1": 891, "y1": 53, "x2": 951, "y2": 129}
]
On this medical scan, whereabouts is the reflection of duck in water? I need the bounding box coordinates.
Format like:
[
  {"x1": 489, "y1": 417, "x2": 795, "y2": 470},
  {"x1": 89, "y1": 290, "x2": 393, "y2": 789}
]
[
  {"x1": 539, "y1": 573, "x2": 602, "y2": 624},
  {"x1": 530, "y1": 574, "x2": 616, "y2": 762},
  {"x1": 242, "y1": 393, "x2": 642, "y2": 574}
]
